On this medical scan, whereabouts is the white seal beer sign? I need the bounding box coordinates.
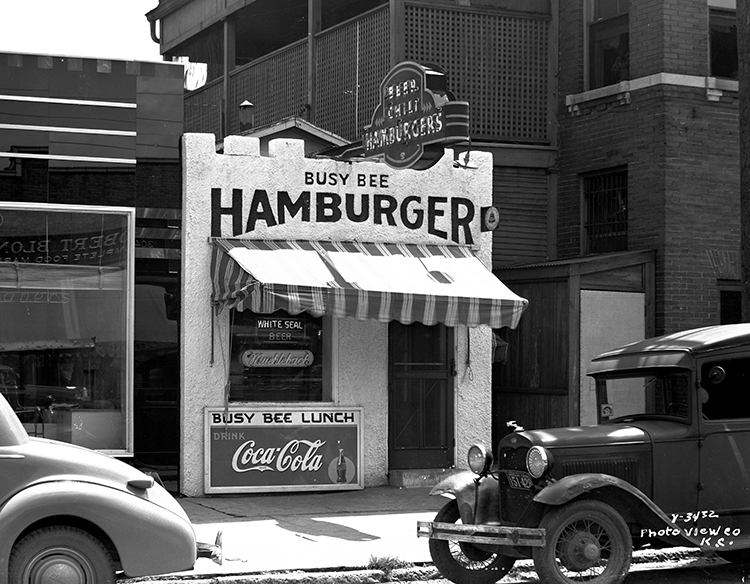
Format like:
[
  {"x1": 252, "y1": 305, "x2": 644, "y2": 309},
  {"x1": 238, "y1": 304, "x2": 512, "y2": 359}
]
[{"x1": 362, "y1": 62, "x2": 469, "y2": 170}]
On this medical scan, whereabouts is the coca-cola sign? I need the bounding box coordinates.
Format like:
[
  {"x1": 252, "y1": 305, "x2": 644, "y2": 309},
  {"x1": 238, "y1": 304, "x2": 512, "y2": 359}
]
[{"x1": 205, "y1": 407, "x2": 363, "y2": 493}]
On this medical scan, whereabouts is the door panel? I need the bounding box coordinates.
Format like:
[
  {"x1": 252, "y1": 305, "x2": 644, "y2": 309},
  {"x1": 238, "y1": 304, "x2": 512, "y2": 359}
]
[
  {"x1": 696, "y1": 355, "x2": 750, "y2": 550},
  {"x1": 389, "y1": 322, "x2": 454, "y2": 469}
]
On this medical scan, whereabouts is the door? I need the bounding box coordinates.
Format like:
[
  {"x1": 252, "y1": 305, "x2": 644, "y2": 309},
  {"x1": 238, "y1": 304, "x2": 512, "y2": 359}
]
[
  {"x1": 388, "y1": 322, "x2": 454, "y2": 469},
  {"x1": 696, "y1": 354, "x2": 750, "y2": 550}
]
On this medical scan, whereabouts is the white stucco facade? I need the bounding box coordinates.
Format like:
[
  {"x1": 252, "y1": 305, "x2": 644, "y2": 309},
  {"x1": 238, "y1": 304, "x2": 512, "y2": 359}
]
[{"x1": 180, "y1": 133, "x2": 498, "y2": 496}]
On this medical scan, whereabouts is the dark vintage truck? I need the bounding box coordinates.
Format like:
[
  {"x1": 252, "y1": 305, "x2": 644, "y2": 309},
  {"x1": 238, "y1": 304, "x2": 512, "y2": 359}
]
[{"x1": 417, "y1": 323, "x2": 750, "y2": 584}]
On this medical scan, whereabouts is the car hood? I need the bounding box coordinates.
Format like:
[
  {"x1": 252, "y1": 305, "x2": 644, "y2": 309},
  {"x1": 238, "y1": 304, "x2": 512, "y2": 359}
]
[
  {"x1": 1, "y1": 437, "x2": 186, "y2": 521},
  {"x1": 516, "y1": 423, "x2": 650, "y2": 449}
]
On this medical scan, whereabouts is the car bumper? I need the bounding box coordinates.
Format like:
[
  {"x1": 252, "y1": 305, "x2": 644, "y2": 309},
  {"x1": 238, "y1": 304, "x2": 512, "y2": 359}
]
[{"x1": 417, "y1": 520, "x2": 546, "y2": 547}]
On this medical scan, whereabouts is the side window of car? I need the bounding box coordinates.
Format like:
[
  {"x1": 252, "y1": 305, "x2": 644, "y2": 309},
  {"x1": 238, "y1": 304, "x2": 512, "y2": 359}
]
[{"x1": 700, "y1": 357, "x2": 750, "y2": 420}]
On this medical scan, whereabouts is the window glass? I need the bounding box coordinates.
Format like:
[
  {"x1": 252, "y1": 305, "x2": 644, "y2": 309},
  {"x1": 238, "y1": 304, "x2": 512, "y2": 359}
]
[
  {"x1": 710, "y1": 9, "x2": 738, "y2": 79},
  {"x1": 0, "y1": 205, "x2": 132, "y2": 450},
  {"x1": 228, "y1": 309, "x2": 327, "y2": 402},
  {"x1": 596, "y1": 371, "x2": 690, "y2": 423},
  {"x1": 583, "y1": 169, "x2": 628, "y2": 254},
  {"x1": 701, "y1": 358, "x2": 750, "y2": 420},
  {"x1": 589, "y1": 0, "x2": 629, "y2": 89},
  {"x1": 720, "y1": 288, "x2": 741, "y2": 324}
]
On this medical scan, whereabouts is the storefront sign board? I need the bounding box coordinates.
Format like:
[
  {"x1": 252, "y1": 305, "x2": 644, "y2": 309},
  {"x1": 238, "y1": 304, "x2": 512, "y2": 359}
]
[
  {"x1": 362, "y1": 61, "x2": 469, "y2": 170},
  {"x1": 205, "y1": 406, "x2": 363, "y2": 493}
]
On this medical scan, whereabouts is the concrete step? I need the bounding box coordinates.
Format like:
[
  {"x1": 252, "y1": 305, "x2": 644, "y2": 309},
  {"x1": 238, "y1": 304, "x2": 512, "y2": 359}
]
[{"x1": 388, "y1": 467, "x2": 459, "y2": 488}]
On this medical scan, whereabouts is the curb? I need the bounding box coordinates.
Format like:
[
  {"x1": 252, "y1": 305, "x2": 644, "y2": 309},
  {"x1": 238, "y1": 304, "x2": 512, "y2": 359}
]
[
  {"x1": 123, "y1": 547, "x2": 722, "y2": 584},
  {"x1": 123, "y1": 566, "x2": 442, "y2": 584}
]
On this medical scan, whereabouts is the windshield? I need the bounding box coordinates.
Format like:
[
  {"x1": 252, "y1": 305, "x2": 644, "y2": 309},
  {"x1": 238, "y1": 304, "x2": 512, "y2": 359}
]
[
  {"x1": 595, "y1": 370, "x2": 690, "y2": 423},
  {"x1": 0, "y1": 392, "x2": 31, "y2": 446}
]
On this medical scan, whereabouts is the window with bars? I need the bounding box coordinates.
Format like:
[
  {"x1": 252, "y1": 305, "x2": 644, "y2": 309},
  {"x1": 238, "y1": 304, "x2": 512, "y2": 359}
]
[
  {"x1": 588, "y1": 0, "x2": 629, "y2": 90},
  {"x1": 583, "y1": 169, "x2": 628, "y2": 254}
]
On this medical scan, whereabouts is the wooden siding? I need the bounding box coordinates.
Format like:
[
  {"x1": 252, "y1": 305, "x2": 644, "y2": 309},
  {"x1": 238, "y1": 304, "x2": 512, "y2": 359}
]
[
  {"x1": 493, "y1": 167, "x2": 549, "y2": 267},
  {"x1": 493, "y1": 279, "x2": 569, "y2": 441}
]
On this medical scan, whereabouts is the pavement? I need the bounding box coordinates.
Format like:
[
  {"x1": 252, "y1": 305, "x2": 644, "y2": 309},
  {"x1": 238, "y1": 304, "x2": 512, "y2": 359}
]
[
  {"x1": 121, "y1": 485, "x2": 722, "y2": 584},
  {"x1": 123, "y1": 485, "x2": 446, "y2": 583}
]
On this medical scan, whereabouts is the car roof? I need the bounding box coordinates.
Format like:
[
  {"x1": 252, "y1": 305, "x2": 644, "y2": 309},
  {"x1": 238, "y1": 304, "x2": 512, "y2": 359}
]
[{"x1": 588, "y1": 323, "x2": 750, "y2": 376}]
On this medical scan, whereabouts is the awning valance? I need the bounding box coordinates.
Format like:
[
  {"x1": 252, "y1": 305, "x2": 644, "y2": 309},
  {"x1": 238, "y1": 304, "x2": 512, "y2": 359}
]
[{"x1": 211, "y1": 239, "x2": 528, "y2": 329}]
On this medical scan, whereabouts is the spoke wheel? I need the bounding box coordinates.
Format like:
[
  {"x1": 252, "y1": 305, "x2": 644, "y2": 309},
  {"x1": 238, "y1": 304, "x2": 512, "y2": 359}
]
[
  {"x1": 428, "y1": 499, "x2": 516, "y2": 584},
  {"x1": 9, "y1": 526, "x2": 116, "y2": 584},
  {"x1": 533, "y1": 500, "x2": 631, "y2": 584}
]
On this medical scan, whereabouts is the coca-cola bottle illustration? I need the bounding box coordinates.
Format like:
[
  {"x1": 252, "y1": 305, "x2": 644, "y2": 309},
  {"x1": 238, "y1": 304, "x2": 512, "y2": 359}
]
[{"x1": 336, "y1": 448, "x2": 347, "y2": 483}]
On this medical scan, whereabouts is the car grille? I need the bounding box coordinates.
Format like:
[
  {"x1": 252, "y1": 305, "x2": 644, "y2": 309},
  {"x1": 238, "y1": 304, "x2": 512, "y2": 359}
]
[
  {"x1": 559, "y1": 458, "x2": 640, "y2": 484},
  {"x1": 499, "y1": 446, "x2": 528, "y2": 471}
]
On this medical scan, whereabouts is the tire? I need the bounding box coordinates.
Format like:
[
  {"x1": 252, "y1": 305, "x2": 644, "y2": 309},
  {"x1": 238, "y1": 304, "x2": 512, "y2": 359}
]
[
  {"x1": 428, "y1": 499, "x2": 516, "y2": 584},
  {"x1": 9, "y1": 526, "x2": 116, "y2": 584},
  {"x1": 532, "y1": 500, "x2": 632, "y2": 584}
]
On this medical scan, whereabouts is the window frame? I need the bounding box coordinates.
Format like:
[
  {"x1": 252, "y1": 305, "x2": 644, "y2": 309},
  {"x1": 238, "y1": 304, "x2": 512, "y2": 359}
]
[
  {"x1": 0, "y1": 201, "x2": 135, "y2": 455},
  {"x1": 586, "y1": 0, "x2": 630, "y2": 91},
  {"x1": 226, "y1": 309, "x2": 336, "y2": 403},
  {"x1": 709, "y1": 7, "x2": 738, "y2": 80},
  {"x1": 581, "y1": 167, "x2": 628, "y2": 255}
]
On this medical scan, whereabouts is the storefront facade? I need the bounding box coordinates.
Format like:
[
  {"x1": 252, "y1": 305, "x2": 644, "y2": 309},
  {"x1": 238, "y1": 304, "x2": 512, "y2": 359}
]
[{"x1": 181, "y1": 133, "x2": 527, "y2": 495}]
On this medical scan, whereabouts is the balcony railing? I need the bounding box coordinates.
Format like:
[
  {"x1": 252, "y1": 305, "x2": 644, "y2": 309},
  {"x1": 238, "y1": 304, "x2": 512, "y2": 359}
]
[{"x1": 185, "y1": 3, "x2": 551, "y2": 145}]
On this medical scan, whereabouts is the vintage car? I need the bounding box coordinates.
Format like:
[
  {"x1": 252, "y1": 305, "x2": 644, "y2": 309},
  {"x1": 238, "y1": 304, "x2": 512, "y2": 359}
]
[
  {"x1": 0, "y1": 392, "x2": 221, "y2": 584},
  {"x1": 418, "y1": 323, "x2": 750, "y2": 584}
]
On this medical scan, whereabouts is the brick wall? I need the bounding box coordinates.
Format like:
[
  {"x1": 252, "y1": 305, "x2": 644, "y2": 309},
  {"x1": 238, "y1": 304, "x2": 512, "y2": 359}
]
[{"x1": 557, "y1": 0, "x2": 739, "y2": 335}]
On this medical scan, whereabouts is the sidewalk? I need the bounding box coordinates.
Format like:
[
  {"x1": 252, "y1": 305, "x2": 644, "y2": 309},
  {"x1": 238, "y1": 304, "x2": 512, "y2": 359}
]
[
  {"x1": 122, "y1": 485, "x2": 718, "y2": 584},
  {"x1": 124, "y1": 486, "x2": 445, "y2": 583}
]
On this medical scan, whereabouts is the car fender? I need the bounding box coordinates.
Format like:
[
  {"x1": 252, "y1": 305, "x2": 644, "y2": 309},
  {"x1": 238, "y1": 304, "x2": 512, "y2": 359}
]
[
  {"x1": 532, "y1": 473, "x2": 702, "y2": 548},
  {"x1": 0, "y1": 480, "x2": 196, "y2": 582},
  {"x1": 429, "y1": 470, "x2": 499, "y2": 524}
]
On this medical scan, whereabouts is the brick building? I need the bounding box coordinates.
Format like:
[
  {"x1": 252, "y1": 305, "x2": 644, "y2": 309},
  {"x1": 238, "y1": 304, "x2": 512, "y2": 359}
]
[{"x1": 496, "y1": 0, "x2": 739, "y2": 434}]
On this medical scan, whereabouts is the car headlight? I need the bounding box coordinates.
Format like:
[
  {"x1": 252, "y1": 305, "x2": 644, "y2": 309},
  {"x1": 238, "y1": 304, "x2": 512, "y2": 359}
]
[
  {"x1": 526, "y1": 445, "x2": 551, "y2": 479},
  {"x1": 467, "y1": 443, "x2": 493, "y2": 475}
]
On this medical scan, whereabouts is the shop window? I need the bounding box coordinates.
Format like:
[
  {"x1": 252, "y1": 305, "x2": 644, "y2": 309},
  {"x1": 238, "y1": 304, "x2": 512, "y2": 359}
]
[
  {"x1": 710, "y1": 9, "x2": 738, "y2": 79},
  {"x1": 228, "y1": 309, "x2": 331, "y2": 402},
  {"x1": 583, "y1": 168, "x2": 628, "y2": 254},
  {"x1": 0, "y1": 204, "x2": 133, "y2": 452},
  {"x1": 588, "y1": 0, "x2": 629, "y2": 90}
]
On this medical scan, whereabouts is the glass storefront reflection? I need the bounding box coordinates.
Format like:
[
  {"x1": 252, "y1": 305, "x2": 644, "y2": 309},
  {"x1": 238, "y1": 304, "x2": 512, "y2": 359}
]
[{"x1": 0, "y1": 204, "x2": 133, "y2": 451}]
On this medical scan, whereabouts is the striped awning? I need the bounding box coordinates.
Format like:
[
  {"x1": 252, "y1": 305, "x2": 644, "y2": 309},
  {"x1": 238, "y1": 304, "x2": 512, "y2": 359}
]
[{"x1": 211, "y1": 239, "x2": 528, "y2": 329}]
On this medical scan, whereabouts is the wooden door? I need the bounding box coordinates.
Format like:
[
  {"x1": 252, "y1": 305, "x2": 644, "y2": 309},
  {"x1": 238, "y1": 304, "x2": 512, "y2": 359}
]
[{"x1": 388, "y1": 322, "x2": 454, "y2": 469}]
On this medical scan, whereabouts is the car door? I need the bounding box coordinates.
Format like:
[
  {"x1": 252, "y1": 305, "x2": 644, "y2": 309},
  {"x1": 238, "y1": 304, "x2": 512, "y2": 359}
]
[{"x1": 695, "y1": 353, "x2": 750, "y2": 550}]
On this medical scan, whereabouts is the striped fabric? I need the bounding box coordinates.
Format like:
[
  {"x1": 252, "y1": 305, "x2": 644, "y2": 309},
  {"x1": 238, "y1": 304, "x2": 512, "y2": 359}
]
[{"x1": 211, "y1": 239, "x2": 528, "y2": 329}]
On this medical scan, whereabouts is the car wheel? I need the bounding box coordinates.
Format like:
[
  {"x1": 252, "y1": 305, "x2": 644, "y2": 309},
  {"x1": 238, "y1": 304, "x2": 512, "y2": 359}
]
[
  {"x1": 532, "y1": 500, "x2": 632, "y2": 584},
  {"x1": 428, "y1": 499, "x2": 516, "y2": 584},
  {"x1": 9, "y1": 526, "x2": 116, "y2": 584}
]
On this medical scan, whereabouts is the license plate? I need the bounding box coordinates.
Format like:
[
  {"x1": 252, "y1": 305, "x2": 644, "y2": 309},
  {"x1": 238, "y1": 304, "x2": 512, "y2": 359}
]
[{"x1": 506, "y1": 470, "x2": 532, "y2": 490}]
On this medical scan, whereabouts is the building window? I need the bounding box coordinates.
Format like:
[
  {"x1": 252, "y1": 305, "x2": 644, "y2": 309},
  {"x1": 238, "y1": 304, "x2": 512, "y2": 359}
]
[
  {"x1": 0, "y1": 203, "x2": 134, "y2": 452},
  {"x1": 583, "y1": 169, "x2": 628, "y2": 254},
  {"x1": 228, "y1": 310, "x2": 332, "y2": 402},
  {"x1": 719, "y1": 285, "x2": 741, "y2": 324},
  {"x1": 710, "y1": 9, "x2": 738, "y2": 79},
  {"x1": 589, "y1": 0, "x2": 630, "y2": 90}
]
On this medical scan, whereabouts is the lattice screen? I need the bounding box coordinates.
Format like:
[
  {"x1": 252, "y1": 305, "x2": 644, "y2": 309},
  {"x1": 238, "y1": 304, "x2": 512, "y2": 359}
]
[
  {"x1": 315, "y1": 6, "x2": 390, "y2": 141},
  {"x1": 228, "y1": 42, "x2": 308, "y2": 136},
  {"x1": 184, "y1": 79, "x2": 223, "y2": 135},
  {"x1": 405, "y1": 5, "x2": 550, "y2": 143}
]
